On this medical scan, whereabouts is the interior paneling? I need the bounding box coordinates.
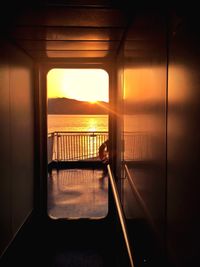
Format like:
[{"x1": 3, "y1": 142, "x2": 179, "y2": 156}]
[
  {"x1": 167, "y1": 11, "x2": 200, "y2": 267},
  {"x1": 0, "y1": 50, "x2": 12, "y2": 256},
  {"x1": 122, "y1": 10, "x2": 167, "y2": 245},
  {"x1": 0, "y1": 40, "x2": 34, "y2": 256}
]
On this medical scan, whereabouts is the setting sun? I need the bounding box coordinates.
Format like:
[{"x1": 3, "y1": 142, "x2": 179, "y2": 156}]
[{"x1": 47, "y1": 68, "x2": 109, "y2": 103}]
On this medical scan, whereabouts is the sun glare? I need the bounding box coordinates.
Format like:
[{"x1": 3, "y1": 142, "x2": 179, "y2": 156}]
[
  {"x1": 89, "y1": 100, "x2": 97, "y2": 104},
  {"x1": 47, "y1": 68, "x2": 109, "y2": 103}
]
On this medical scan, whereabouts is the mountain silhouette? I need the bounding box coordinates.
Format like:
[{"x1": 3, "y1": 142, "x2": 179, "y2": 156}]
[{"x1": 48, "y1": 97, "x2": 109, "y2": 114}]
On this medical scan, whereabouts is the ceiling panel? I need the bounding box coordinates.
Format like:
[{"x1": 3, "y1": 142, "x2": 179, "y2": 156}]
[
  {"x1": 15, "y1": 40, "x2": 119, "y2": 51},
  {"x1": 16, "y1": 7, "x2": 127, "y2": 27},
  {"x1": 5, "y1": 1, "x2": 129, "y2": 61},
  {"x1": 42, "y1": 0, "x2": 123, "y2": 7},
  {"x1": 10, "y1": 27, "x2": 123, "y2": 41},
  {"x1": 29, "y1": 50, "x2": 114, "y2": 59}
]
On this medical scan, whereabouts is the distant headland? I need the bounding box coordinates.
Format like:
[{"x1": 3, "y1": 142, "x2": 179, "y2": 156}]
[{"x1": 48, "y1": 97, "x2": 109, "y2": 114}]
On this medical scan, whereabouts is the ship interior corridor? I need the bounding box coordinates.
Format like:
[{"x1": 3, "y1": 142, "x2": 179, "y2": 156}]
[{"x1": 1, "y1": 2, "x2": 200, "y2": 267}]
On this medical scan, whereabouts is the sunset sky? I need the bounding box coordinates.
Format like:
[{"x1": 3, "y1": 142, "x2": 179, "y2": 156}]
[{"x1": 47, "y1": 68, "x2": 109, "y2": 103}]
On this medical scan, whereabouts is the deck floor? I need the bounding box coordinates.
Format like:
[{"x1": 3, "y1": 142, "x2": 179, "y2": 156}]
[{"x1": 48, "y1": 168, "x2": 108, "y2": 219}]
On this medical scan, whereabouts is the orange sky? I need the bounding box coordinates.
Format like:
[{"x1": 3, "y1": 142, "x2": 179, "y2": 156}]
[{"x1": 47, "y1": 68, "x2": 109, "y2": 103}]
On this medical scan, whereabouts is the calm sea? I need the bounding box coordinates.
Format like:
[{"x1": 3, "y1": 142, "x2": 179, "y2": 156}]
[{"x1": 48, "y1": 114, "x2": 108, "y2": 133}]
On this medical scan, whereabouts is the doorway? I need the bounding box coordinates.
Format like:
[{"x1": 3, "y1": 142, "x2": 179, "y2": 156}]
[{"x1": 47, "y1": 68, "x2": 109, "y2": 219}]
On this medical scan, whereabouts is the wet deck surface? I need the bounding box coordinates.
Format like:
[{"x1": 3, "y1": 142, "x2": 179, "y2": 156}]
[{"x1": 48, "y1": 168, "x2": 108, "y2": 219}]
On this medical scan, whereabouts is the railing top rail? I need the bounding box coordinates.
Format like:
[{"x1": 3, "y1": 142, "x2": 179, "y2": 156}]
[
  {"x1": 49, "y1": 131, "x2": 148, "y2": 135},
  {"x1": 49, "y1": 131, "x2": 108, "y2": 134}
]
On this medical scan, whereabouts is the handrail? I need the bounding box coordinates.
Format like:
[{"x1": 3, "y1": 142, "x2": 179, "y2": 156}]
[
  {"x1": 124, "y1": 164, "x2": 155, "y2": 230},
  {"x1": 107, "y1": 164, "x2": 135, "y2": 267}
]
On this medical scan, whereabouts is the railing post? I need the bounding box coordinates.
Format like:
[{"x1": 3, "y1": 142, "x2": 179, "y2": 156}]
[{"x1": 57, "y1": 133, "x2": 59, "y2": 162}]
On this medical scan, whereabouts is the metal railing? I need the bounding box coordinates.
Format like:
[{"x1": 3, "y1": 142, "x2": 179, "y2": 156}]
[
  {"x1": 48, "y1": 131, "x2": 151, "y2": 163},
  {"x1": 48, "y1": 131, "x2": 108, "y2": 163},
  {"x1": 107, "y1": 164, "x2": 135, "y2": 267}
]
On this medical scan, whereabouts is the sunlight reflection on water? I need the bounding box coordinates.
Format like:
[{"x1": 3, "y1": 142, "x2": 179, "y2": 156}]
[{"x1": 48, "y1": 114, "x2": 108, "y2": 133}]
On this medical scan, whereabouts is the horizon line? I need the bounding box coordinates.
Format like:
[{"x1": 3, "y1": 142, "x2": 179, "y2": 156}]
[{"x1": 48, "y1": 96, "x2": 109, "y2": 103}]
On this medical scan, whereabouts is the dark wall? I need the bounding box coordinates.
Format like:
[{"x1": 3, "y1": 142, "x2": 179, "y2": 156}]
[
  {"x1": 167, "y1": 10, "x2": 200, "y2": 267},
  {"x1": 0, "y1": 40, "x2": 34, "y2": 256},
  {"x1": 117, "y1": 9, "x2": 200, "y2": 267},
  {"x1": 121, "y1": 9, "x2": 167, "y2": 243}
]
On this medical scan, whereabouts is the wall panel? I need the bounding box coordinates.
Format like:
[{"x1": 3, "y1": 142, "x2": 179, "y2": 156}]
[
  {"x1": 0, "y1": 58, "x2": 12, "y2": 255},
  {"x1": 115, "y1": 11, "x2": 168, "y2": 265},
  {"x1": 0, "y1": 40, "x2": 34, "y2": 256},
  {"x1": 167, "y1": 11, "x2": 200, "y2": 267},
  {"x1": 122, "y1": 11, "x2": 167, "y2": 241}
]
